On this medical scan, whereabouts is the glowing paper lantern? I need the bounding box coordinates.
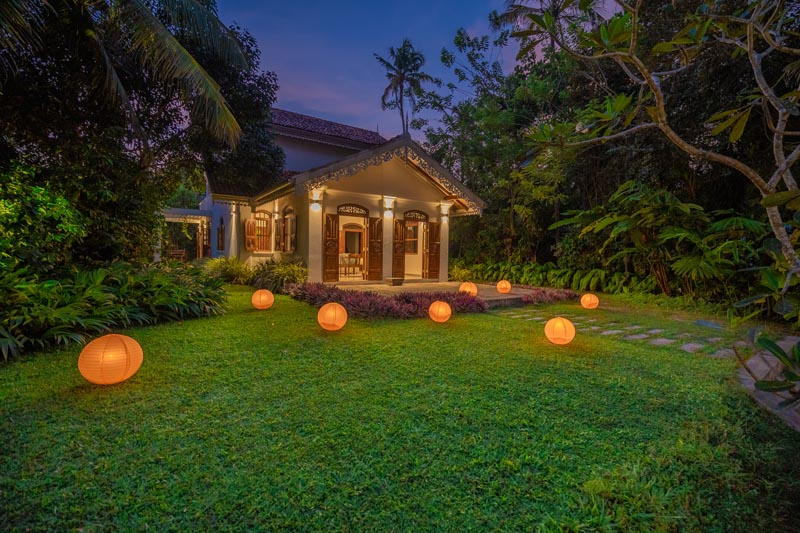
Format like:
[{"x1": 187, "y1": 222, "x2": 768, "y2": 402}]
[
  {"x1": 318, "y1": 302, "x2": 348, "y2": 331},
  {"x1": 544, "y1": 317, "x2": 576, "y2": 345},
  {"x1": 581, "y1": 293, "x2": 599, "y2": 309},
  {"x1": 497, "y1": 280, "x2": 512, "y2": 294},
  {"x1": 458, "y1": 281, "x2": 478, "y2": 296},
  {"x1": 428, "y1": 300, "x2": 452, "y2": 323},
  {"x1": 78, "y1": 334, "x2": 143, "y2": 385},
  {"x1": 251, "y1": 289, "x2": 275, "y2": 310}
]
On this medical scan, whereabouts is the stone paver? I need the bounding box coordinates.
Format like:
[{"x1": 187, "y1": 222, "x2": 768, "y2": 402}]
[
  {"x1": 681, "y1": 342, "x2": 706, "y2": 353},
  {"x1": 650, "y1": 338, "x2": 676, "y2": 346},
  {"x1": 624, "y1": 333, "x2": 650, "y2": 341},
  {"x1": 624, "y1": 325, "x2": 643, "y2": 330},
  {"x1": 710, "y1": 348, "x2": 735, "y2": 358},
  {"x1": 646, "y1": 329, "x2": 665, "y2": 334},
  {"x1": 601, "y1": 329, "x2": 624, "y2": 336}
]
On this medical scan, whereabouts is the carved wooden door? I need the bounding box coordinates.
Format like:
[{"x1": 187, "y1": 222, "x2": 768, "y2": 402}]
[
  {"x1": 426, "y1": 222, "x2": 440, "y2": 279},
  {"x1": 367, "y1": 217, "x2": 382, "y2": 280},
  {"x1": 323, "y1": 214, "x2": 339, "y2": 282},
  {"x1": 392, "y1": 218, "x2": 405, "y2": 278}
]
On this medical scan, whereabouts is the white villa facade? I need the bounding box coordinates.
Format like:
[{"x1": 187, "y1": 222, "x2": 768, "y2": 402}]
[{"x1": 178, "y1": 109, "x2": 484, "y2": 283}]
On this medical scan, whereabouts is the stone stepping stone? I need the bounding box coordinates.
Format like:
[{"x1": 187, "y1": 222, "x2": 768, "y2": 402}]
[
  {"x1": 589, "y1": 326, "x2": 602, "y2": 331},
  {"x1": 624, "y1": 333, "x2": 651, "y2": 341},
  {"x1": 706, "y1": 337, "x2": 724, "y2": 344},
  {"x1": 624, "y1": 325, "x2": 643, "y2": 330},
  {"x1": 710, "y1": 348, "x2": 735, "y2": 358},
  {"x1": 650, "y1": 338, "x2": 676, "y2": 346},
  {"x1": 681, "y1": 342, "x2": 706, "y2": 353},
  {"x1": 601, "y1": 329, "x2": 624, "y2": 336},
  {"x1": 647, "y1": 329, "x2": 664, "y2": 334},
  {"x1": 584, "y1": 319, "x2": 598, "y2": 323}
]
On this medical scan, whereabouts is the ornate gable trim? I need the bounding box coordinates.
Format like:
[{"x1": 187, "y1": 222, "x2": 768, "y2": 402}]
[{"x1": 296, "y1": 136, "x2": 485, "y2": 215}]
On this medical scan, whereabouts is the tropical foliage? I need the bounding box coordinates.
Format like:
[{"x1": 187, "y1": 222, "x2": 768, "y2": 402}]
[{"x1": 0, "y1": 262, "x2": 226, "y2": 359}]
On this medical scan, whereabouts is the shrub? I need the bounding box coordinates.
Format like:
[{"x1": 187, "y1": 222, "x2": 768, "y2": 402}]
[
  {"x1": 1, "y1": 262, "x2": 227, "y2": 360},
  {"x1": 288, "y1": 283, "x2": 488, "y2": 319},
  {"x1": 251, "y1": 260, "x2": 307, "y2": 293},
  {"x1": 515, "y1": 285, "x2": 579, "y2": 305},
  {"x1": 202, "y1": 257, "x2": 253, "y2": 284}
]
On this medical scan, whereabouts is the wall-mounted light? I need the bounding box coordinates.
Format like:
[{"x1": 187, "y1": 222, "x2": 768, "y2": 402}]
[
  {"x1": 440, "y1": 200, "x2": 453, "y2": 223},
  {"x1": 310, "y1": 188, "x2": 324, "y2": 212},
  {"x1": 383, "y1": 196, "x2": 396, "y2": 209}
]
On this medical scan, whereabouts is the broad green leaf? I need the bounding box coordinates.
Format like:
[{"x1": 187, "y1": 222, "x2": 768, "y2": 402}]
[
  {"x1": 755, "y1": 380, "x2": 795, "y2": 392},
  {"x1": 729, "y1": 107, "x2": 751, "y2": 142},
  {"x1": 760, "y1": 190, "x2": 800, "y2": 208}
]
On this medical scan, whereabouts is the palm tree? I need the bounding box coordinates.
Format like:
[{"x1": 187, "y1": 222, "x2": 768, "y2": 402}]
[
  {"x1": 0, "y1": 0, "x2": 245, "y2": 147},
  {"x1": 494, "y1": 0, "x2": 602, "y2": 58},
  {"x1": 374, "y1": 39, "x2": 433, "y2": 135}
]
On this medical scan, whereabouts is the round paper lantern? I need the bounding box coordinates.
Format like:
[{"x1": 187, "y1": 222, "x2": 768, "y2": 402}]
[
  {"x1": 544, "y1": 317, "x2": 576, "y2": 345},
  {"x1": 459, "y1": 281, "x2": 478, "y2": 296},
  {"x1": 318, "y1": 302, "x2": 348, "y2": 331},
  {"x1": 497, "y1": 280, "x2": 512, "y2": 294},
  {"x1": 428, "y1": 300, "x2": 452, "y2": 323},
  {"x1": 581, "y1": 293, "x2": 599, "y2": 309},
  {"x1": 251, "y1": 289, "x2": 275, "y2": 310},
  {"x1": 78, "y1": 334, "x2": 143, "y2": 385}
]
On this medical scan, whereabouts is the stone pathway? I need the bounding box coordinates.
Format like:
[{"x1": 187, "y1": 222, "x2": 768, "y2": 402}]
[
  {"x1": 493, "y1": 307, "x2": 736, "y2": 357},
  {"x1": 495, "y1": 306, "x2": 800, "y2": 432}
]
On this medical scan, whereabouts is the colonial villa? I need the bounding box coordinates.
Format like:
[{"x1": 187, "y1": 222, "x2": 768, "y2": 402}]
[{"x1": 163, "y1": 109, "x2": 485, "y2": 283}]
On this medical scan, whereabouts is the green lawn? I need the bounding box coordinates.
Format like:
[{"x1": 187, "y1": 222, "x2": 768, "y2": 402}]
[{"x1": 2, "y1": 286, "x2": 800, "y2": 531}]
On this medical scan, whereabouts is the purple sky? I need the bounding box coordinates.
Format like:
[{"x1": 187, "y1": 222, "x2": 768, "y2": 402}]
[{"x1": 216, "y1": 1, "x2": 516, "y2": 139}]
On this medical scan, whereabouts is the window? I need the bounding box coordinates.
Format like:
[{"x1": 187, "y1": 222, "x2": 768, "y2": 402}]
[
  {"x1": 245, "y1": 211, "x2": 272, "y2": 252},
  {"x1": 216, "y1": 217, "x2": 225, "y2": 251},
  {"x1": 283, "y1": 206, "x2": 296, "y2": 253},
  {"x1": 405, "y1": 222, "x2": 419, "y2": 254}
]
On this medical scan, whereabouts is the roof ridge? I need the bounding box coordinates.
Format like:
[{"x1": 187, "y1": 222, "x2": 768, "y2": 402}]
[{"x1": 271, "y1": 108, "x2": 386, "y2": 146}]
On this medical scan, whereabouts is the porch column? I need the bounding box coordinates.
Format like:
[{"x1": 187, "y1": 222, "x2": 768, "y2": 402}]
[
  {"x1": 307, "y1": 189, "x2": 324, "y2": 282},
  {"x1": 439, "y1": 202, "x2": 452, "y2": 282},
  {"x1": 382, "y1": 196, "x2": 395, "y2": 280},
  {"x1": 230, "y1": 203, "x2": 240, "y2": 259}
]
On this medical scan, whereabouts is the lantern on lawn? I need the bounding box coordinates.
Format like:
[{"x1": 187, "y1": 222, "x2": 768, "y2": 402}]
[
  {"x1": 318, "y1": 302, "x2": 348, "y2": 331},
  {"x1": 544, "y1": 317, "x2": 576, "y2": 345},
  {"x1": 580, "y1": 293, "x2": 599, "y2": 309},
  {"x1": 428, "y1": 301, "x2": 452, "y2": 323},
  {"x1": 78, "y1": 334, "x2": 143, "y2": 385},
  {"x1": 251, "y1": 289, "x2": 275, "y2": 310},
  {"x1": 497, "y1": 280, "x2": 512, "y2": 294},
  {"x1": 459, "y1": 281, "x2": 478, "y2": 296}
]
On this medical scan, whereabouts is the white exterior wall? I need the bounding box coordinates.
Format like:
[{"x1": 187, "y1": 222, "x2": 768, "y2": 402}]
[{"x1": 275, "y1": 136, "x2": 359, "y2": 172}]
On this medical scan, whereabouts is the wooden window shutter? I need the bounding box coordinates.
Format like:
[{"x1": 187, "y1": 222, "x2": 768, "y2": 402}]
[{"x1": 244, "y1": 219, "x2": 256, "y2": 251}]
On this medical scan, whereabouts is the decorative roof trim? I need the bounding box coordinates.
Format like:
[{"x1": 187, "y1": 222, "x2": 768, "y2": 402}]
[{"x1": 296, "y1": 136, "x2": 485, "y2": 215}]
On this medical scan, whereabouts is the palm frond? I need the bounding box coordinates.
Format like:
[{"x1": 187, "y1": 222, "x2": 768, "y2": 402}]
[
  {"x1": 0, "y1": 0, "x2": 51, "y2": 78},
  {"x1": 117, "y1": 0, "x2": 241, "y2": 147}
]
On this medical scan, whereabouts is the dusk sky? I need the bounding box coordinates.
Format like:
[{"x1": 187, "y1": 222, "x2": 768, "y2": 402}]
[{"x1": 216, "y1": 1, "x2": 517, "y2": 139}]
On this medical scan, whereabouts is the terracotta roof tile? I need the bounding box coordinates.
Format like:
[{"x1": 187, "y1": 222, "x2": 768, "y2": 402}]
[{"x1": 271, "y1": 108, "x2": 386, "y2": 146}]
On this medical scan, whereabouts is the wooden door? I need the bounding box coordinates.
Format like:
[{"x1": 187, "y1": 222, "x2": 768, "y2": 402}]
[
  {"x1": 392, "y1": 218, "x2": 405, "y2": 278},
  {"x1": 367, "y1": 217, "x2": 382, "y2": 280},
  {"x1": 426, "y1": 222, "x2": 440, "y2": 279},
  {"x1": 323, "y1": 213, "x2": 339, "y2": 282}
]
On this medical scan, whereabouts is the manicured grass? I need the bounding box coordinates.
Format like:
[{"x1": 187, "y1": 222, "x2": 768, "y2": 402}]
[{"x1": 2, "y1": 286, "x2": 800, "y2": 530}]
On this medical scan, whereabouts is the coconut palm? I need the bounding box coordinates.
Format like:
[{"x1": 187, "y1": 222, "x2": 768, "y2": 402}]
[
  {"x1": 0, "y1": 0, "x2": 245, "y2": 147},
  {"x1": 494, "y1": 0, "x2": 602, "y2": 58},
  {"x1": 374, "y1": 38, "x2": 434, "y2": 135}
]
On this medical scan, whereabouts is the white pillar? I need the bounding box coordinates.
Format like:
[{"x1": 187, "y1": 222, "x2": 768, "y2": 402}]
[
  {"x1": 439, "y1": 201, "x2": 453, "y2": 282},
  {"x1": 229, "y1": 204, "x2": 239, "y2": 259},
  {"x1": 439, "y1": 216, "x2": 450, "y2": 282},
  {"x1": 382, "y1": 196, "x2": 395, "y2": 280},
  {"x1": 308, "y1": 190, "x2": 324, "y2": 282}
]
